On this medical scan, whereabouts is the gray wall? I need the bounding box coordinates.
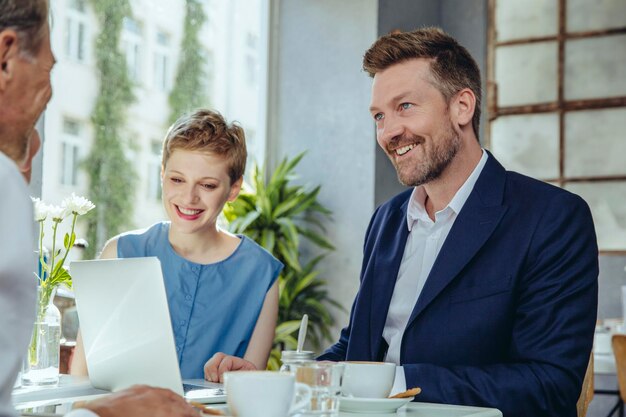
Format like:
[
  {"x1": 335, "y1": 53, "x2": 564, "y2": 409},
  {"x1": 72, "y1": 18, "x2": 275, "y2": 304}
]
[
  {"x1": 598, "y1": 256, "x2": 626, "y2": 319},
  {"x1": 266, "y1": 0, "x2": 378, "y2": 340}
]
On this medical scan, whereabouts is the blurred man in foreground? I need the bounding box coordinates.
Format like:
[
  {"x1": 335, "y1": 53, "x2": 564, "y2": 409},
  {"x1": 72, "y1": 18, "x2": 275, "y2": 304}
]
[{"x1": 0, "y1": 1, "x2": 195, "y2": 416}]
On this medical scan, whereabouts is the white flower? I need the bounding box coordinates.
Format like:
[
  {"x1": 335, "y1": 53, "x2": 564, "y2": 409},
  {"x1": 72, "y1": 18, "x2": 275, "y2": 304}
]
[
  {"x1": 30, "y1": 194, "x2": 97, "y2": 294},
  {"x1": 48, "y1": 204, "x2": 69, "y2": 222},
  {"x1": 31, "y1": 197, "x2": 50, "y2": 222},
  {"x1": 62, "y1": 193, "x2": 95, "y2": 216}
]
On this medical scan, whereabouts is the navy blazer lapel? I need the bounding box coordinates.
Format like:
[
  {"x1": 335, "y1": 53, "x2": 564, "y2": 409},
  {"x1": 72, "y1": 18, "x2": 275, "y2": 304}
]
[
  {"x1": 369, "y1": 197, "x2": 410, "y2": 360},
  {"x1": 407, "y1": 153, "x2": 509, "y2": 326}
]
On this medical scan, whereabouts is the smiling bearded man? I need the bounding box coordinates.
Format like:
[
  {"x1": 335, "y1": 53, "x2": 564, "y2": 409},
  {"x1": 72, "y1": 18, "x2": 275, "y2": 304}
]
[{"x1": 319, "y1": 27, "x2": 598, "y2": 417}]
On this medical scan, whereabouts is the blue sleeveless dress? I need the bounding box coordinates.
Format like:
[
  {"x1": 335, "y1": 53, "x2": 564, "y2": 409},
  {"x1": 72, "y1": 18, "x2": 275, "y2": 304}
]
[{"x1": 117, "y1": 222, "x2": 283, "y2": 379}]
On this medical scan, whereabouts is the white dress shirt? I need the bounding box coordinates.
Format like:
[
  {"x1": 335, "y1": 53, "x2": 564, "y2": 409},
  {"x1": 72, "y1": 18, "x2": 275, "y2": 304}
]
[
  {"x1": 383, "y1": 150, "x2": 488, "y2": 394},
  {"x1": 0, "y1": 156, "x2": 103, "y2": 417},
  {"x1": 0, "y1": 153, "x2": 36, "y2": 417},
  {"x1": 0, "y1": 154, "x2": 103, "y2": 417}
]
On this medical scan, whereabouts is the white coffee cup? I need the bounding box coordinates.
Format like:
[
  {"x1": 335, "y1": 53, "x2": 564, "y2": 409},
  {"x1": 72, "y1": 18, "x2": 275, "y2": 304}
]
[
  {"x1": 341, "y1": 361, "x2": 396, "y2": 398},
  {"x1": 225, "y1": 371, "x2": 311, "y2": 417}
]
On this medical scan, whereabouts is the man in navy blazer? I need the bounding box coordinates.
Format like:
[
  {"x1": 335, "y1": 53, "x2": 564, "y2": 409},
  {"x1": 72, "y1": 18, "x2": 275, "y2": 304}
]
[{"x1": 319, "y1": 28, "x2": 598, "y2": 417}]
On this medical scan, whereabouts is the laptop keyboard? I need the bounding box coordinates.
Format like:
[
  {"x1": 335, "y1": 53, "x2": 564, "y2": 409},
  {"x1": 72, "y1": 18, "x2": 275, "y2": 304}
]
[{"x1": 182, "y1": 383, "x2": 225, "y2": 395}]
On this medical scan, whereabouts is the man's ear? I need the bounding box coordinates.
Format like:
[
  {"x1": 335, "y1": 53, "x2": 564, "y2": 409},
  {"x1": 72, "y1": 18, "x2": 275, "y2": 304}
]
[
  {"x1": 450, "y1": 88, "x2": 476, "y2": 130},
  {"x1": 0, "y1": 29, "x2": 19, "y2": 92},
  {"x1": 227, "y1": 177, "x2": 243, "y2": 202}
]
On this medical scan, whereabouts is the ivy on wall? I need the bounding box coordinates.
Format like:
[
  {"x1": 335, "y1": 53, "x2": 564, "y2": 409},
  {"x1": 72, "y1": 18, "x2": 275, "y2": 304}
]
[
  {"x1": 168, "y1": 0, "x2": 209, "y2": 124},
  {"x1": 84, "y1": 0, "x2": 137, "y2": 258}
]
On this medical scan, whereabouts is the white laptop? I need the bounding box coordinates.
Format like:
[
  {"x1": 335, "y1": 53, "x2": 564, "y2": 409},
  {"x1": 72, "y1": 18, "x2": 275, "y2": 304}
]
[{"x1": 70, "y1": 257, "x2": 226, "y2": 403}]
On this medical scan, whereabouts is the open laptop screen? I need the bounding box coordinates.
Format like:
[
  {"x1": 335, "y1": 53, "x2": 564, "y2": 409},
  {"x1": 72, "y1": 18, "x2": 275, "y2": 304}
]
[{"x1": 71, "y1": 257, "x2": 185, "y2": 395}]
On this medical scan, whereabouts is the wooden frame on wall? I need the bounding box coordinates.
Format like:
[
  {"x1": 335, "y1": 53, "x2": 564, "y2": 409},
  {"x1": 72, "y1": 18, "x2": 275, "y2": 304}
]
[{"x1": 486, "y1": 0, "x2": 626, "y2": 254}]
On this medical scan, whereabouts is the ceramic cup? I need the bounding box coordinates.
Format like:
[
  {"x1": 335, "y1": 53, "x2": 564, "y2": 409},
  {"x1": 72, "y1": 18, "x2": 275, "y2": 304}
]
[
  {"x1": 340, "y1": 361, "x2": 396, "y2": 398},
  {"x1": 225, "y1": 371, "x2": 311, "y2": 417}
]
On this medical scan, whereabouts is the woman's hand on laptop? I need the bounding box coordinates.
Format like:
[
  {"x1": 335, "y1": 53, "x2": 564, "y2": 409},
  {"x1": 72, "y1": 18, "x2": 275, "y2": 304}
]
[
  {"x1": 77, "y1": 385, "x2": 197, "y2": 417},
  {"x1": 204, "y1": 352, "x2": 256, "y2": 382}
]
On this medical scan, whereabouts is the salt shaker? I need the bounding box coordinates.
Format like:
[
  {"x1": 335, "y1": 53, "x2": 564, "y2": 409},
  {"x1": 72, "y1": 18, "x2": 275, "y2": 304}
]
[{"x1": 279, "y1": 350, "x2": 315, "y2": 373}]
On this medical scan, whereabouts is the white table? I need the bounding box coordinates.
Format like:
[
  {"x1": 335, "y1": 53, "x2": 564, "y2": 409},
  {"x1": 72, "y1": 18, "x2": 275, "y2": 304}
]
[
  {"x1": 13, "y1": 376, "x2": 108, "y2": 415},
  {"x1": 355, "y1": 402, "x2": 502, "y2": 416},
  {"x1": 13, "y1": 376, "x2": 502, "y2": 417},
  {"x1": 210, "y1": 401, "x2": 502, "y2": 416}
]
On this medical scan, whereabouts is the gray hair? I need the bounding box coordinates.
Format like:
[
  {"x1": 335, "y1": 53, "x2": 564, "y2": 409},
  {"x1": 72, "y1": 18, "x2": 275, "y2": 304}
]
[{"x1": 0, "y1": 0, "x2": 48, "y2": 57}]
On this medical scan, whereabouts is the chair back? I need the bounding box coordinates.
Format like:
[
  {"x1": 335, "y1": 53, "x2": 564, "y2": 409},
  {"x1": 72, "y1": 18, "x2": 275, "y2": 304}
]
[
  {"x1": 612, "y1": 334, "x2": 626, "y2": 402},
  {"x1": 576, "y1": 353, "x2": 594, "y2": 417}
]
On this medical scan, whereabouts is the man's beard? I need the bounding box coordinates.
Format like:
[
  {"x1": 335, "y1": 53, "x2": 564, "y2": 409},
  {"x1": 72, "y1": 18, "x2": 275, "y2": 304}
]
[{"x1": 391, "y1": 121, "x2": 461, "y2": 187}]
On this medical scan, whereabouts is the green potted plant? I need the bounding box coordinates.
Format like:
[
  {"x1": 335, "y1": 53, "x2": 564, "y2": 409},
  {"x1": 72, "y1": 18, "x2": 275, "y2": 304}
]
[{"x1": 223, "y1": 153, "x2": 341, "y2": 369}]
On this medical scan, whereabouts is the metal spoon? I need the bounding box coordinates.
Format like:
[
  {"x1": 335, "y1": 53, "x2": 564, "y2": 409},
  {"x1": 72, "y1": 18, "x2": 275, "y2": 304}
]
[{"x1": 296, "y1": 314, "x2": 309, "y2": 352}]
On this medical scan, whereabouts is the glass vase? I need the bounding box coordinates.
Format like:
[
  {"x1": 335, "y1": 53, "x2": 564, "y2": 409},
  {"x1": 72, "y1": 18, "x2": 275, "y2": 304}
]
[{"x1": 22, "y1": 286, "x2": 61, "y2": 386}]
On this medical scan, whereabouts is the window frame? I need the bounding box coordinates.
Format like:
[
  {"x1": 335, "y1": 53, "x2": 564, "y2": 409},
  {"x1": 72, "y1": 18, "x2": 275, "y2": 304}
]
[
  {"x1": 153, "y1": 29, "x2": 172, "y2": 92},
  {"x1": 60, "y1": 118, "x2": 83, "y2": 187},
  {"x1": 65, "y1": 0, "x2": 88, "y2": 62},
  {"x1": 486, "y1": 0, "x2": 626, "y2": 254},
  {"x1": 147, "y1": 140, "x2": 163, "y2": 201},
  {"x1": 121, "y1": 17, "x2": 144, "y2": 82}
]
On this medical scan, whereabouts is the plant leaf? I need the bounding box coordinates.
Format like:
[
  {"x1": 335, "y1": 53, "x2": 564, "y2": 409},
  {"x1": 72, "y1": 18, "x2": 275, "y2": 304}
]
[
  {"x1": 48, "y1": 267, "x2": 72, "y2": 288},
  {"x1": 277, "y1": 240, "x2": 301, "y2": 272},
  {"x1": 276, "y1": 217, "x2": 299, "y2": 249},
  {"x1": 298, "y1": 227, "x2": 335, "y2": 250},
  {"x1": 231, "y1": 210, "x2": 260, "y2": 233},
  {"x1": 261, "y1": 228, "x2": 276, "y2": 253},
  {"x1": 288, "y1": 186, "x2": 322, "y2": 217}
]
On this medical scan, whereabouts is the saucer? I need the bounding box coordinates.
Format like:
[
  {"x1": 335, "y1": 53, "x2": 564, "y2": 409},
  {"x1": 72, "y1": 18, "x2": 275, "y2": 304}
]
[{"x1": 339, "y1": 396, "x2": 414, "y2": 414}]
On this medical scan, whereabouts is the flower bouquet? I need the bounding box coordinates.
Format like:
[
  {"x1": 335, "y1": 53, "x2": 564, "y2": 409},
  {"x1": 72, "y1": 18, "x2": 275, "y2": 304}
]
[{"x1": 22, "y1": 193, "x2": 95, "y2": 386}]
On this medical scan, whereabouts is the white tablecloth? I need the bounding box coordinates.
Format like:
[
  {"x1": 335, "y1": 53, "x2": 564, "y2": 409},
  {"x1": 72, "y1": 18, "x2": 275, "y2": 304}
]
[{"x1": 13, "y1": 375, "x2": 502, "y2": 417}]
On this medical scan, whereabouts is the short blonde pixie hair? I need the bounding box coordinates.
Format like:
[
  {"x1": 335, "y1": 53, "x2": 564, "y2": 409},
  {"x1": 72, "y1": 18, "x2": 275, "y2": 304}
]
[{"x1": 162, "y1": 109, "x2": 247, "y2": 184}]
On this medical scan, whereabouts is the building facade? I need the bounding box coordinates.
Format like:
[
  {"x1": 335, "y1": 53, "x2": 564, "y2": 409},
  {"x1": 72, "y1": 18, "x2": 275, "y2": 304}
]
[{"x1": 43, "y1": 0, "x2": 265, "y2": 250}]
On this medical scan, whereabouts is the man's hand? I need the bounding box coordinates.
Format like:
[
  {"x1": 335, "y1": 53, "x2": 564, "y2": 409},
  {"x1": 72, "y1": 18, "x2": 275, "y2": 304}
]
[
  {"x1": 78, "y1": 385, "x2": 197, "y2": 417},
  {"x1": 204, "y1": 352, "x2": 256, "y2": 382}
]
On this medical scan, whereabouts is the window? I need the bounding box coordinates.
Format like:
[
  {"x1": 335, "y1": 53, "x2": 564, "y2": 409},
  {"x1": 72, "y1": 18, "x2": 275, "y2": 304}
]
[
  {"x1": 487, "y1": 0, "x2": 626, "y2": 252},
  {"x1": 65, "y1": 0, "x2": 87, "y2": 62},
  {"x1": 121, "y1": 17, "x2": 143, "y2": 82},
  {"x1": 200, "y1": 48, "x2": 215, "y2": 99},
  {"x1": 153, "y1": 30, "x2": 171, "y2": 91},
  {"x1": 43, "y1": 0, "x2": 269, "y2": 231},
  {"x1": 245, "y1": 32, "x2": 258, "y2": 86},
  {"x1": 60, "y1": 118, "x2": 82, "y2": 187},
  {"x1": 147, "y1": 141, "x2": 162, "y2": 200}
]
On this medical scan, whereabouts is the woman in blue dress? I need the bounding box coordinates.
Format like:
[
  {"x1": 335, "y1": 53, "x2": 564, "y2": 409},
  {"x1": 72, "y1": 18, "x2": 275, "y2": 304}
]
[{"x1": 71, "y1": 109, "x2": 282, "y2": 381}]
